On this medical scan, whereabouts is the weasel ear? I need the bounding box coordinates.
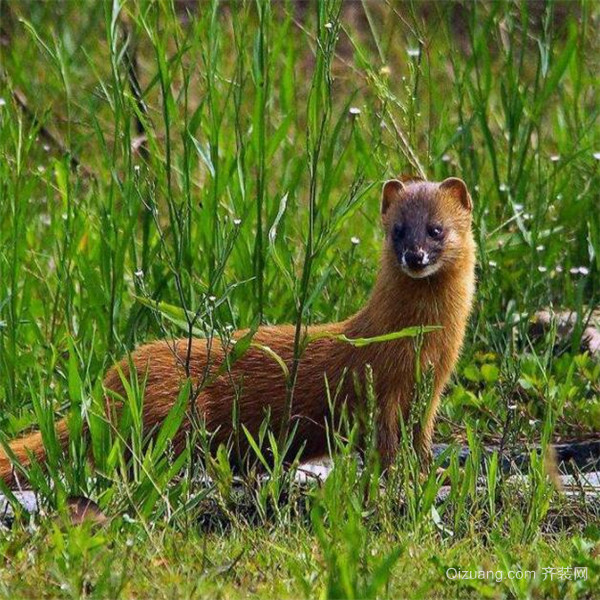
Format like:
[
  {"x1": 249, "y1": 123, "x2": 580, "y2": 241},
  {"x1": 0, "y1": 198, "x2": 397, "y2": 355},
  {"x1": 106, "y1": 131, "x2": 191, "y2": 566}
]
[
  {"x1": 381, "y1": 179, "x2": 406, "y2": 218},
  {"x1": 439, "y1": 177, "x2": 473, "y2": 212}
]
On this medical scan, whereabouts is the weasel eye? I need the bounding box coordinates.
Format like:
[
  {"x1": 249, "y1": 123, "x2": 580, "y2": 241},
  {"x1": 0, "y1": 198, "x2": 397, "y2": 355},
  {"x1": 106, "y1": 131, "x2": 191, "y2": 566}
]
[
  {"x1": 392, "y1": 223, "x2": 405, "y2": 240},
  {"x1": 428, "y1": 224, "x2": 443, "y2": 239}
]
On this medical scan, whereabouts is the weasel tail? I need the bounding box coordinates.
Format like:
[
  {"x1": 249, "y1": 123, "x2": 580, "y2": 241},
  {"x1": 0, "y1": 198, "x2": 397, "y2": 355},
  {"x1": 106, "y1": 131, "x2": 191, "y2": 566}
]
[
  {"x1": 0, "y1": 420, "x2": 70, "y2": 487},
  {"x1": 0, "y1": 177, "x2": 476, "y2": 487}
]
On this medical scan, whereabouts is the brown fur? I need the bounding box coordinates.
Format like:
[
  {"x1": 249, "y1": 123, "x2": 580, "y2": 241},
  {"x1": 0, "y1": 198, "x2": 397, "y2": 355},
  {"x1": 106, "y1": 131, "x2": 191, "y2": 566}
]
[{"x1": 0, "y1": 178, "x2": 476, "y2": 486}]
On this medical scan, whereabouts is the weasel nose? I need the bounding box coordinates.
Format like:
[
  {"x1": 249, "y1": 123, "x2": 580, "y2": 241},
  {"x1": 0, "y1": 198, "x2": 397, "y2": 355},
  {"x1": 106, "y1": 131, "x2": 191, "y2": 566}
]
[{"x1": 404, "y1": 249, "x2": 427, "y2": 270}]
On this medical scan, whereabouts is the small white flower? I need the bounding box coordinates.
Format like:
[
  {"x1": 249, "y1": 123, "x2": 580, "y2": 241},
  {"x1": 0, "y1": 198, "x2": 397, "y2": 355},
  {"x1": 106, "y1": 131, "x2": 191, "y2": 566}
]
[
  {"x1": 324, "y1": 22, "x2": 333, "y2": 30},
  {"x1": 37, "y1": 165, "x2": 45, "y2": 173},
  {"x1": 555, "y1": 266, "x2": 563, "y2": 273},
  {"x1": 528, "y1": 419, "x2": 537, "y2": 426},
  {"x1": 208, "y1": 295, "x2": 217, "y2": 302},
  {"x1": 592, "y1": 152, "x2": 600, "y2": 160},
  {"x1": 578, "y1": 266, "x2": 590, "y2": 275},
  {"x1": 536, "y1": 245, "x2": 545, "y2": 252},
  {"x1": 350, "y1": 236, "x2": 360, "y2": 245},
  {"x1": 523, "y1": 213, "x2": 532, "y2": 221},
  {"x1": 233, "y1": 218, "x2": 242, "y2": 226},
  {"x1": 488, "y1": 260, "x2": 497, "y2": 268},
  {"x1": 134, "y1": 269, "x2": 144, "y2": 278},
  {"x1": 508, "y1": 404, "x2": 517, "y2": 410},
  {"x1": 441, "y1": 154, "x2": 451, "y2": 163},
  {"x1": 514, "y1": 203, "x2": 524, "y2": 211},
  {"x1": 499, "y1": 183, "x2": 508, "y2": 192},
  {"x1": 537, "y1": 266, "x2": 547, "y2": 273},
  {"x1": 43, "y1": 144, "x2": 50, "y2": 152},
  {"x1": 550, "y1": 155, "x2": 560, "y2": 162},
  {"x1": 0, "y1": 98, "x2": 6, "y2": 106},
  {"x1": 134, "y1": 165, "x2": 141, "y2": 173},
  {"x1": 407, "y1": 47, "x2": 420, "y2": 58},
  {"x1": 349, "y1": 107, "x2": 361, "y2": 116},
  {"x1": 569, "y1": 267, "x2": 579, "y2": 275}
]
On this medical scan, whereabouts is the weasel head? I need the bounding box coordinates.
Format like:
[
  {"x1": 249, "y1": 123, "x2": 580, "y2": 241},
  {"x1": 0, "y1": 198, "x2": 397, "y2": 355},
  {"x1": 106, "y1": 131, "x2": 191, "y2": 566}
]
[{"x1": 380, "y1": 176, "x2": 474, "y2": 279}]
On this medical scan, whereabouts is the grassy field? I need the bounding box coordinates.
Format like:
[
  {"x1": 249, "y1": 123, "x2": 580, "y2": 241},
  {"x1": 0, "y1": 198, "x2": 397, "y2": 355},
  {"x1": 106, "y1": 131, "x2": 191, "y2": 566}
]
[{"x1": 1, "y1": 0, "x2": 600, "y2": 598}]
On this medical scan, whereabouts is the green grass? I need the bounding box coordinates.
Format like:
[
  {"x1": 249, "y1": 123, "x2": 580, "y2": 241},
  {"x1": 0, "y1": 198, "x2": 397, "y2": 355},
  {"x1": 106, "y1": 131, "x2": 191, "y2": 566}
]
[{"x1": 1, "y1": 0, "x2": 600, "y2": 598}]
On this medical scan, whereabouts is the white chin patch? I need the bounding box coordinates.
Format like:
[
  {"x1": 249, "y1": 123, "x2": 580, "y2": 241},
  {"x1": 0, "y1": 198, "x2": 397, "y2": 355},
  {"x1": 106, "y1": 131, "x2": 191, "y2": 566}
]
[{"x1": 401, "y1": 262, "x2": 442, "y2": 279}]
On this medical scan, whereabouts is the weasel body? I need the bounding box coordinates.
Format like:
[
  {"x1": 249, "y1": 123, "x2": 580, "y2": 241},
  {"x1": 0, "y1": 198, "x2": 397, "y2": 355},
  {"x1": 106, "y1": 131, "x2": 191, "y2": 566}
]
[{"x1": 0, "y1": 177, "x2": 476, "y2": 485}]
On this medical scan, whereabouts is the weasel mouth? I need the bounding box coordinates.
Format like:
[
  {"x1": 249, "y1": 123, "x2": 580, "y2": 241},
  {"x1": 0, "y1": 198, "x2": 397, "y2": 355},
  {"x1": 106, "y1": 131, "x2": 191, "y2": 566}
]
[{"x1": 400, "y1": 259, "x2": 442, "y2": 279}]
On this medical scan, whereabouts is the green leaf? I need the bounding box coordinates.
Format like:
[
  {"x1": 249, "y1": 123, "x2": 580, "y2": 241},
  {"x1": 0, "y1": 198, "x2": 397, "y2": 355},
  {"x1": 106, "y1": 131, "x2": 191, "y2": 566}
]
[
  {"x1": 309, "y1": 325, "x2": 441, "y2": 347},
  {"x1": 463, "y1": 364, "x2": 481, "y2": 383},
  {"x1": 481, "y1": 364, "x2": 500, "y2": 384},
  {"x1": 134, "y1": 296, "x2": 207, "y2": 338},
  {"x1": 190, "y1": 134, "x2": 215, "y2": 178},
  {"x1": 151, "y1": 380, "x2": 190, "y2": 462},
  {"x1": 365, "y1": 546, "x2": 404, "y2": 597},
  {"x1": 219, "y1": 319, "x2": 259, "y2": 375},
  {"x1": 242, "y1": 424, "x2": 270, "y2": 472}
]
